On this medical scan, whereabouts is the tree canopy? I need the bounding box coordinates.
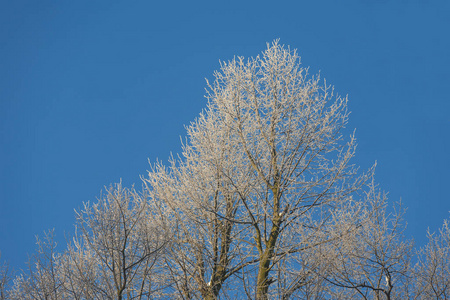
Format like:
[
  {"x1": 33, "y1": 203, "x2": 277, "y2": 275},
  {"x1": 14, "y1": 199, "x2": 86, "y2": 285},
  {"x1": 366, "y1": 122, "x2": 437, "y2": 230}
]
[{"x1": 1, "y1": 41, "x2": 449, "y2": 300}]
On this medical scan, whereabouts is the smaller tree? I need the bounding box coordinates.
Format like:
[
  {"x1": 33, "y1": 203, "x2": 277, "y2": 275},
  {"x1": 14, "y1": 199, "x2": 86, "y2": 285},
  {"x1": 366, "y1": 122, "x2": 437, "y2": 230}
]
[
  {"x1": 320, "y1": 181, "x2": 413, "y2": 300},
  {"x1": 0, "y1": 252, "x2": 11, "y2": 300},
  {"x1": 8, "y1": 230, "x2": 64, "y2": 300},
  {"x1": 413, "y1": 217, "x2": 450, "y2": 299},
  {"x1": 62, "y1": 183, "x2": 168, "y2": 299}
]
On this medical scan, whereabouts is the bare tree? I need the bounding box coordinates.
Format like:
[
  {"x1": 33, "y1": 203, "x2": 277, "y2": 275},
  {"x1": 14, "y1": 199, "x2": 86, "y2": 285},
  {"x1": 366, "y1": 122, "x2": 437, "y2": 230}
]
[
  {"x1": 316, "y1": 180, "x2": 413, "y2": 300},
  {"x1": 146, "y1": 40, "x2": 369, "y2": 299},
  {"x1": 8, "y1": 230, "x2": 64, "y2": 300},
  {"x1": 146, "y1": 96, "x2": 262, "y2": 299},
  {"x1": 0, "y1": 252, "x2": 11, "y2": 300},
  {"x1": 61, "y1": 182, "x2": 168, "y2": 299},
  {"x1": 413, "y1": 217, "x2": 450, "y2": 299}
]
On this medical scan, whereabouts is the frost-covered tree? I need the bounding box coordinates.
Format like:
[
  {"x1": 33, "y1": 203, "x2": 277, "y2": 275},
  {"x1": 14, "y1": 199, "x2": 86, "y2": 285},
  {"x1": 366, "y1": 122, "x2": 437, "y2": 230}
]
[
  {"x1": 317, "y1": 181, "x2": 413, "y2": 300},
  {"x1": 7, "y1": 184, "x2": 170, "y2": 300},
  {"x1": 146, "y1": 40, "x2": 370, "y2": 299},
  {"x1": 413, "y1": 217, "x2": 450, "y2": 299},
  {"x1": 0, "y1": 253, "x2": 11, "y2": 300},
  {"x1": 60, "y1": 183, "x2": 169, "y2": 299},
  {"x1": 8, "y1": 230, "x2": 64, "y2": 300}
]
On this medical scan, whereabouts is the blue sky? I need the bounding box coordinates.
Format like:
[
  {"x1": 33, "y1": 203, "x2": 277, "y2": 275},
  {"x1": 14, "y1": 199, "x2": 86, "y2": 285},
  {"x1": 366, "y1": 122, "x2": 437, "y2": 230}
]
[{"x1": 1, "y1": 1, "x2": 449, "y2": 271}]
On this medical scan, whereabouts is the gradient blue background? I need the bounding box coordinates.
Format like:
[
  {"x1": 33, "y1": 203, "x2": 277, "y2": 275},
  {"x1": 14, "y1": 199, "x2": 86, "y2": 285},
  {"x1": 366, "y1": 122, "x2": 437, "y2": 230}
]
[{"x1": 1, "y1": 1, "x2": 449, "y2": 272}]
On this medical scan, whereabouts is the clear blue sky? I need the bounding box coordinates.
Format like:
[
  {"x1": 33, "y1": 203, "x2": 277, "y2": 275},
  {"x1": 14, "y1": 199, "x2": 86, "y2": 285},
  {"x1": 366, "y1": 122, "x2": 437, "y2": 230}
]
[{"x1": 1, "y1": 1, "x2": 449, "y2": 271}]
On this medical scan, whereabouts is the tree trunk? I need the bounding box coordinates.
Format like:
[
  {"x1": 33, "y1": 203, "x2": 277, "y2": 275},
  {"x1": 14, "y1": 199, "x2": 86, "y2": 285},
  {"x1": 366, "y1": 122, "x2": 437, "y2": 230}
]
[{"x1": 255, "y1": 215, "x2": 281, "y2": 299}]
